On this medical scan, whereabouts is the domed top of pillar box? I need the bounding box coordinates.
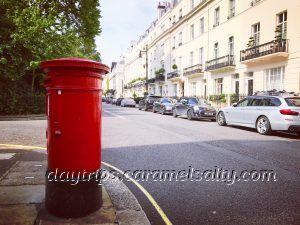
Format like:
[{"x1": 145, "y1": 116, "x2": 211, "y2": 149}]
[{"x1": 40, "y1": 57, "x2": 110, "y2": 90}]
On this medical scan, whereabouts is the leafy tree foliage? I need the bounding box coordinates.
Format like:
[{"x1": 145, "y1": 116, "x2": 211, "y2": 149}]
[{"x1": 0, "y1": 0, "x2": 102, "y2": 115}]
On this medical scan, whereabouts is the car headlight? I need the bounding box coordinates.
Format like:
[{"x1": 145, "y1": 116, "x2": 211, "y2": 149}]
[{"x1": 193, "y1": 106, "x2": 199, "y2": 111}]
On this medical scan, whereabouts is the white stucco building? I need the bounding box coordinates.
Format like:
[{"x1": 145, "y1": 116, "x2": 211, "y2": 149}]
[
  {"x1": 122, "y1": 0, "x2": 300, "y2": 103},
  {"x1": 103, "y1": 59, "x2": 125, "y2": 98}
]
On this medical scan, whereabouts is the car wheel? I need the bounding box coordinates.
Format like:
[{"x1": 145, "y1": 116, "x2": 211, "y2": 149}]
[
  {"x1": 152, "y1": 107, "x2": 156, "y2": 113},
  {"x1": 187, "y1": 110, "x2": 193, "y2": 120},
  {"x1": 138, "y1": 105, "x2": 141, "y2": 110},
  {"x1": 217, "y1": 112, "x2": 227, "y2": 126},
  {"x1": 173, "y1": 109, "x2": 178, "y2": 118},
  {"x1": 256, "y1": 116, "x2": 272, "y2": 135},
  {"x1": 144, "y1": 105, "x2": 148, "y2": 111}
]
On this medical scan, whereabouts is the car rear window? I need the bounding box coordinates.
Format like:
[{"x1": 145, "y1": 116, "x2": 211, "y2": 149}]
[
  {"x1": 188, "y1": 98, "x2": 199, "y2": 104},
  {"x1": 161, "y1": 99, "x2": 172, "y2": 103},
  {"x1": 285, "y1": 97, "x2": 300, "y2": 107},
  {"x1": 149, "y1": 96, "x2": 160, "y2": 100}
]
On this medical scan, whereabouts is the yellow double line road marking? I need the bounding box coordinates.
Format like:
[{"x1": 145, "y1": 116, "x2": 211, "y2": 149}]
[
  {"x1": 103, "y1": 161, "x2": 172, "y2": 225},
  {"x1": 0, "y1": 143, "x2": 173, "y2": 225},
  {"x1": 0, "y1": 144, "x2": 46, "y2": 150}
]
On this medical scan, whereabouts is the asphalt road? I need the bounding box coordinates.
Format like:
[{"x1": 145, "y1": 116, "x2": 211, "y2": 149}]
[
  {"x1": 0, "y1": 104, "x2": 300, "y2": 225},
  {"x1": 101, "y1": 103, "x2": 300, "y2": 225}
]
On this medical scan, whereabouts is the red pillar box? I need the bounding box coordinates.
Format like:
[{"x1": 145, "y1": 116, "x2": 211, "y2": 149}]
[{"x1": 40, "y1": 58, "x2": 109, "y2": 218}]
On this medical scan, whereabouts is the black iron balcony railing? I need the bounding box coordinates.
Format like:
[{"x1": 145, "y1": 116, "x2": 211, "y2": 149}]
[
  {"x1": 167, "y1": 71, "x2": 179, "y2": 79},
  {"x1": 183, "y1": 64, "x2": 203, "y2": 76},
  {"x1": 206, "y1": 55, "x2": 235, "y2": 71},
  {"x1": 155, "y1": 74, "x2": 165, "y2": 82},
  {"x1": 240, "y1": 39, "x2": 288, "y2": 62},
  {"x1": 132, "y1": 80, "x2": 146, "y2": 87},
  {"x1": 147, "y1": 78, "x2": 156, "y2": 84}
]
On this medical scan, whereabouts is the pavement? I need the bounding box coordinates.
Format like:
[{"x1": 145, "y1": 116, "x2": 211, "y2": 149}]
[{"x1": 0, "y1": 146, "x2": 150, "y2": 225}]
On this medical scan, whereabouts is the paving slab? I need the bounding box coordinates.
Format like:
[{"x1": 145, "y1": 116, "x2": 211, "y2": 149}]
[
  {"x1": 0, "y1": 204, "x2": 38, "y2": 225},
  {"x1": 0, "y1": 185, "x2": 45, "y2": 204},
  {"x1": 0, "y1": 161, "x2": 46, "y2": 186},
  {"x1": 0, "y1": 153, "x2": 16, "y2": 160},
  {"x1": 36, "y1": 188, "x2": 117, "y2": 225}
]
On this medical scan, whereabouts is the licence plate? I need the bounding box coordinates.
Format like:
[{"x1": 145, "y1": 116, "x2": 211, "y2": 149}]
[{"x1": 205, "y1": 112, "x2": 214, "y2": 116}]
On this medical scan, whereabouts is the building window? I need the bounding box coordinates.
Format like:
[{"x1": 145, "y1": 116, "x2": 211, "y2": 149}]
[
  {"x1": 190, "y1": 24, "x2": 194, "y2": 40},
  {"x1": 173, "y1": 84, "x2": 177, "y2": 97},
  {"x1": 214, "y1": 7, "x2": 220, "y2": 26},
  {"x1": 161, "y1": 44, "x2": 165, "y2": 56},
  {"x1": 179, "y1": 56, "x2": 182, "y2": 72},
  {"x1": 235, "y1": 80, "x2": 240, "y2": 95},
  {"x1": 161, "y1": 24, "x2": 165, "y2": 33},
  {"x1": 172, "y1": 58, "x2": 176, "y2": 69},
  {"x1": 228, "y1": 36, "x2": 234, "y2": 55},
  {"x1": 228, "y1": 0, "x2": 235, "y2": 18},
  {"x1": 190, "y1": 0, "x2": 194, "y2": 10},
  {"x1": 199, "y1": 47, "x2": 204, "y2": 65},
  {"x1": 277, "y1": 11, "x2": 287, "y2": 39},
  {"x1": 215, "y1": 78, "x2": 223, "y2": 94},
  {"x1": 159, "y1": 86, "x2": 163, "y2": 96},
  {"x1": 214, "y1": 43, "x2": 219, "y2": 59},
  {"x1": 179, "y1": 32, "x2": 182, "y2": 45},
  {"x1": 190, "y1": 51, "x2": 194, "y2": 66},
  {"x1": 200, "y1": 17, "x2": 204, "y2": 34},
  {"x1": 252, "y1": 23, "x2": 260, "y2": 46},
  {"x1": 264, "y1": 67, "x2": 285, "y2": 91},
  {"x1": 173, "y1": 36, "x2": 176, "y2": 49},
  {"x1": 179, "y1": 8, "x2": 183, "y2": 19},
  {"x1": 191, "y1": 82, "x2": 197, "y2": 96}
]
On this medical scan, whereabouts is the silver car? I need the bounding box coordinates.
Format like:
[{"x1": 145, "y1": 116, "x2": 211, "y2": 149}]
[
  {"x1": 121, "y1": 98, "x2": 136, "y2": 107},
  {"x1": 217, "y1": 94, "x2": 300, "y2": 135}
]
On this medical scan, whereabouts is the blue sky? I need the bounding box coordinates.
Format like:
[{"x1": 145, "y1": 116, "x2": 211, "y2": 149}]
[{"x1": 96, "y1": 1, "x2": 159, "y2": 67}]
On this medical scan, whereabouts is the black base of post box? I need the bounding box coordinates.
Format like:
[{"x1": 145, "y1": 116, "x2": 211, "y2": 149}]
[{"x1": 45, "y1": 179, "x2": 102, "y2": 218}]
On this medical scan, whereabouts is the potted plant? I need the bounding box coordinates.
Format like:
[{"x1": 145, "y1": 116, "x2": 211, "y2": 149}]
[
  {"x1": 172, "y1": 64, "x2": 178, "y2": 70},
  {"x1": 247, "y1": 36, "x2": 255, "y2": 48}
]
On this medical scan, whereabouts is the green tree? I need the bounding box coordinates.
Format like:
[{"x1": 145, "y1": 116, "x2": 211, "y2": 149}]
[{"x1": 0, "y1": 0, "x2": 102, "y2": 114}]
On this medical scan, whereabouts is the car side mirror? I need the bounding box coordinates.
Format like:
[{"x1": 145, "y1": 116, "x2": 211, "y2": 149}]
[
  {"x1": 232, "y1": 103, "x2": 238, "y2": 107},
  {"x1": 182, "y1": 100, "x2": 187, "y2": 105}
]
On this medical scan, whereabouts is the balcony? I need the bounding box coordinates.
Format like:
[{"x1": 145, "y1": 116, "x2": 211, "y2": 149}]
[
  {"x1": 240, "y1": 39, "x2": 289, "y2": 65},
  {"x1": 183, "y1": 64, "x2": 203, "y2": 77},
  {"x1": 147, "y1": 78, "x2": 156, "y2": 84},
  {"x1": 167, "y1": 71, "x2": 181, "y2": 82},
  {"x1": 155, "y1": 74, "x2": 165, "y2": 82},
  {"x1": 205, "y1": 55, "x2": 235, "y2": 72}
]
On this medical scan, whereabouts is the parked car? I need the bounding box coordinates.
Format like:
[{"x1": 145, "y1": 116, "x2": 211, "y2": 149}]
[
  {"x1": 121, "y1": 98, "x2": 136, "y2": 107},
  {"x1": 116, "y1": 98, "x2": 124, "y2": 106},
  {"x1": 106, "y1": 97, "x2": 112, "y2": 104},
  {"x1": 153, "y1": 98, "x2": 176, "y2": 115},
  {"x1": 172, "y1": 97, "x2": 216, "y2": 121},
  {"x1": 138, "y1": 95, "x2": 161, "y2": 111},
  {"x1": 111, "y1": 98, "x2": 117, "y2": 104},
  {"x1": 216, "y1": 92, "x2": 300, "y2": 135}
]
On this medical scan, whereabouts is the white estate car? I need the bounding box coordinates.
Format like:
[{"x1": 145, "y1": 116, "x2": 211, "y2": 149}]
[
  {"x1": 217, "y1": 92, "x2": 300, "y2": 135},
  {"x1": 121, "y1": 98, "x2": 136, "y2": 107}
]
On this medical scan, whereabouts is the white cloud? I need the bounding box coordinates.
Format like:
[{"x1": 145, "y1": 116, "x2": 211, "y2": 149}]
[{"x1": 96, "y1": 0, "x2": 159, "y2": 67}]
